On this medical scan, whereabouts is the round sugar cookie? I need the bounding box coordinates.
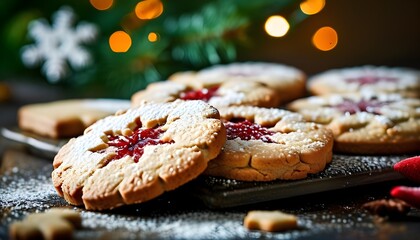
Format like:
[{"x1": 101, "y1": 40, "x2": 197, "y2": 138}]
[
  {"x1": 204, "y1": 106, "x2": 334, "y2": 181},
  {"x1": 288, "y1": 92, "x2": 420, "y2": 154},
  {"x1": 169, "y1": 62, "x2": 307, "y2": 104},
  {"x1": 52, "y1": 100, "x2": 226, "y2": 210},
  {"x1": 131, "y1": 80, "x2": 281, "y2": 108},
  {"x1": 308, "y1": 66, "x2": 420, "y2": 97}
]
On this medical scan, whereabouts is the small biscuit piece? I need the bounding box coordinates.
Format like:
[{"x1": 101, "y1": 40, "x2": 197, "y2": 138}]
[
  {"x1": 52, "y1": 100, "x2": 226, "y2": 210},
  {"x1": 244, "y1": 210, "x2": 298, "y2": 232},
  {"x1": 288, "y1": 92, "x2": 420, "y2": 154},
  {"x1": 308, "y1": 65, "x2": 420, "y2": 97},
  {"x1": 9, "y1": 208, "x2": 81, "y2": 240},
  {"x1": 131, "y1": 80, "x2": 281, "y2": 108},
  {"x1": 169, "y1": 62, "x2": 307, "y2": 104},
  {"x1": 205, "y1": 106, "x2": 334, "y2": 181},
  {"x1": 18, "y1": 99, "x2": 130, "y2": 138}
]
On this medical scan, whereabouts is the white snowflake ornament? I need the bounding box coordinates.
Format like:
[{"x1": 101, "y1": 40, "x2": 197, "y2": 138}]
[{"x1": 21, "y1": 6, "x2": 98, "y2": 83}]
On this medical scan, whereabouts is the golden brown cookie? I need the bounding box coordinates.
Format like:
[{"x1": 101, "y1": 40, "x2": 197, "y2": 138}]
[
  {"x1": 244, "y1": 210, "x2": 298, "y2": 232},
  {"x1": 9, "y1": 208, "x2": 81, "y2": 240},
  {"x1": 287, "y1": 92, "x2": 420, "y2": 154},
  {"x1": 18, "y1": 99, "x2": 130, "y2": 138},
  {"x1": 169, "y1": 62, "x2": 307, "y2": 104},
  {"x1": 204, "y1": 106, "x2": 334, "y2": 181},
  {"x1": 131, "y1": 80, "x2": 280, "y2": 108},
  {"x1": 308, "y1": 66, "x2": 420, "y2": 98},
  {"x1": 52, "y1": 100, "x2": 226, "y2": 210}
]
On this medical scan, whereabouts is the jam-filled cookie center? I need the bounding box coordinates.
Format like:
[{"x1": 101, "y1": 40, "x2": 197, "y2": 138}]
[
  {"x1": 345, "y1": 75, "x2": 398, "y2": 86},
  {"x1": 179, "y1": 86, "x2": 219, "y2": 101},
  {"x1": 224, "y1": 120, "x2": 274, "y2": 143},
  {"x1": 105, "y1": 124, "x2": 173, "y2": 163},
  {"x1": 331, "y1": 98, "x2": 392, "y2": 115}
]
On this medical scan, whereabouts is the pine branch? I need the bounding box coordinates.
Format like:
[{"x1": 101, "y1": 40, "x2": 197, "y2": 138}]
[{"x1": 12, "y1": 0, "x2": 302, "y2": 97}]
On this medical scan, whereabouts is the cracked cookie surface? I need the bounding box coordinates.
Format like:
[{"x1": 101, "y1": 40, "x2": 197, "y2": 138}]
[
  {"x1": 288, "y1": 92, "x2": 420, "y2": 154},
  {"x1": 169, "y1": 62, "x2": 306, "y2": 104},
  {"x1": 204, "y1": 106, "x2": 333, "y2": 181},
  {"x1": 131, "y1": 80, "x2": 280, "y2": 108},
  {"x1": 308, "y1": 66, "x2": 420, "y2": 98},
  {"x1": 52, "y1": 100, "x2": 226, "y2": 210}
]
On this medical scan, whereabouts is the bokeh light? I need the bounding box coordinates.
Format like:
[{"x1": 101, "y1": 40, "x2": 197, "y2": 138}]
[
  {"x1": 90, "y1": 0, "x2": 114, "y2": 11},
  {"x1": 109, "y1": 31, "x2": 132, "y2": 52},
  {"x1": 312, "y1": 26, "x2": 338, "y2": 51},
  {"x1": 300, "y1": 0, "x2": 325, "y2": 15},
  {"x1": 264, "y1": 15, "x2": 290, "y2": 37},
  {"x1": 148, "y1": 32, "x2": 159, "y2": 42},
  {"x1": 135, "y1": 0, "x2": 164, "y2": 20}
]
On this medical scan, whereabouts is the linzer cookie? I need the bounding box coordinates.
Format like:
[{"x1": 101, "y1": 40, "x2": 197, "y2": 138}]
[
  {"x1": 204, "y1": 106, "x2": 334, "y2": 181},
  {"x1": 52, "y1": 100, "x2": 226, "y2": 210},
  {"x1": 18, "y1": 99, "x2": 130, "y2": 138},
  {"x1": 131, "y1": 80, "x2": 280, "y2": 108},
  {"x1": 288, "y1": 93, "x2": 420, "y2": 154},
  {"x1": 308, "y1": 66, "x2": 420, "y2": 97},
  {"x1": 169, "y1": 62, "x2": 307, "y2": 104}
]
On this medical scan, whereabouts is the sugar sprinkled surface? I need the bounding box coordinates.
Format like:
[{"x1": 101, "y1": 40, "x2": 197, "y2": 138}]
[{"x1": 1, "y1": 147, "x2": 415, "y2": 239}]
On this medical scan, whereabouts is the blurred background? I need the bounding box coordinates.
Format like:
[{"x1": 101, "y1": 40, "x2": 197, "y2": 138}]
[{"x1": 0, "y1": 0, "x2": 419, "y2": 100}]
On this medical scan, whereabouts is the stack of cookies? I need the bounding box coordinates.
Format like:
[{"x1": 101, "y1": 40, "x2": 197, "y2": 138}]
[
  {"x1": 21, "y1": 62, "x2": 419, "y2": 210},
  {"x1": 50, "y1": 62, "x2": 337, "y2": 210}
]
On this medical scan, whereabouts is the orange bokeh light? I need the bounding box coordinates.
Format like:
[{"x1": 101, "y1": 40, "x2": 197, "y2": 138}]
[
  {"x1": 135, "y1": 0, "x2": 164, "y2": 20},
  {"x1": 90, "y1": 0, "x2": 114, "y2": 11},
  {"x1": 312, "y1": 26, "x2": 338, "y2": 51},
  {"x1": 148, "y1": 32, "x2": 159, "y2": 42},
  {"x1": 300, "y1": 0, "x2": 325, "y2": 15},
  {"x1": 109, "y1": 31, "x2": 132, "y2": 53}
]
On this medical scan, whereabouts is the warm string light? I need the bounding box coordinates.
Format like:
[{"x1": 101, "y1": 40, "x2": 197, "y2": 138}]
[
  {"x1": 105, "y1": 0, "x2": 164, "y2": 52},
  {"x1": 90, "y1": 0, "x2": 114, "y2": 11},
  {"x1": 312, "y1": 26, "x2": 338, "y2": 51},
  {"x1": 106, "y1": 0, "x2": 335, "y2": 53},
  {"x1": 300, "y1": 0, "x2": 325, "y2": 15},
  {"x1": 109, "y1": 31, "x2": 132, "y2": 52},
  {"x1": 98, "y1": 0, "x2": 164, "y2": 52},
  {"x1": 148, "y1": 32, "x2": 159, "y2": 42},
  {"x1": 264, "y1": 15, "x2": 290, "y2": 37},
  {"x1": 135, "y1": 0, "x2": 164, "y2": 20},
  {"x1": 264, "y1": 1, "x2": 337, "y2": 51}
]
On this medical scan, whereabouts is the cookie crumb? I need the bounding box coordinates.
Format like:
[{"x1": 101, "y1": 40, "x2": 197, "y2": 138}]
[
  {"x1": 362, "y1": 198, "x2": 410, "y2": 218},
  {"x1": 244, "y1": 210, "x2": 298, "y2": 232},
  {"x1": 9, "y1": 208, "x2": 81, "y2": 240}
]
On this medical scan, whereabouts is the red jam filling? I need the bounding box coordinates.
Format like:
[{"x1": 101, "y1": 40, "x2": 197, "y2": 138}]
[
  {"x1": 224, "y1": 120, "x2": 275, "y2": 143},
  {"x1": 105, "y1": 126, "x2": 173, "y2": 163},
  {"x1": 331, "y1": 98, "x2": 391, "y2": 115},
  {"x1": 179, "y1": 86, "x2": 219, "y2": 101},
  {"x1": 345, "y1": 76, "x2": 398, "y2": 86}
]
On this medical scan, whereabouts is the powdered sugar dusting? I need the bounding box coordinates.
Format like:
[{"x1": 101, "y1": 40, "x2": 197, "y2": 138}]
[
  {"x1": 199, "y1": 62, "x2": 304, "y2": 83},
  {"x1": 82, "y1": 99, "x2": 130, "y2": 112},
  {"x1": 81, "y1": 210, "x2": 247, "y2": 239},
  {"x1": 0, "y1": 148, "x2": 413, "y2": 239},
  {"x1": 310, "y1": 65, "x2": 420, "y2": 92}
]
